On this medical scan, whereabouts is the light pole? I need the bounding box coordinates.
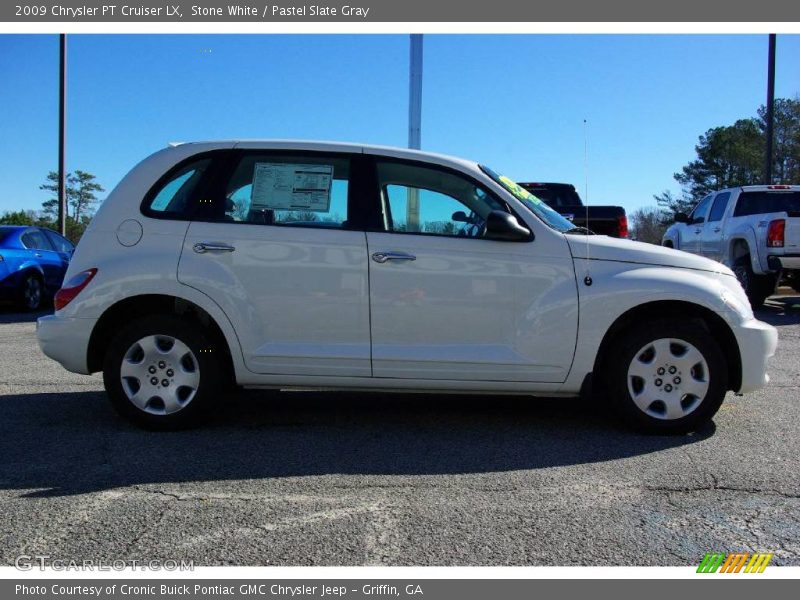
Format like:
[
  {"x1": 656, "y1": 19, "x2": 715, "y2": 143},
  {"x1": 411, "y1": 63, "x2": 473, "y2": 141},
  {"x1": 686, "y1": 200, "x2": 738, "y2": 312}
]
[
  {"x1": 764, "y1": 34, "x2": 776, "y2": 185},
  {"x1": 58, "y1": 33, "x2": 67, "y2": 236},
  {"x1": 406, "y1": 34, "x2": 423, "y2": 231}
]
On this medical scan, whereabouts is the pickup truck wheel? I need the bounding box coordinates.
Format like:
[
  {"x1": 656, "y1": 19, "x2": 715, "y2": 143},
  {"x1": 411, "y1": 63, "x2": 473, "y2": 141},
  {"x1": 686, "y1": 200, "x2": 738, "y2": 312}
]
[
  {"x1": 103, "y1": 315, "x2": 223, "y2": 429},
  {"x1": 733, "y1": 258, "x2": 775, "y2": 308},
  {"x1": 609, "y1": 319, "x2": 728, "y2": 434}
]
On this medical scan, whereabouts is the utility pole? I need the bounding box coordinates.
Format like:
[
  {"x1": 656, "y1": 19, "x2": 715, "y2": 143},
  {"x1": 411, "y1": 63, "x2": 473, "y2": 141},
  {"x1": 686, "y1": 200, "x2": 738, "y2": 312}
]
[
  {"x1": 764, "y1": 33, "x2": 776, "y2": 185},
  {"x1": 406, "y1": 34, "x2": 423, "y2": 231},
  {"x1": 58, "y1": 33, "x2": 67, "y2": 235},
  {"x1": 408, "y1": 34, "x2": 423, "y2": 150}
]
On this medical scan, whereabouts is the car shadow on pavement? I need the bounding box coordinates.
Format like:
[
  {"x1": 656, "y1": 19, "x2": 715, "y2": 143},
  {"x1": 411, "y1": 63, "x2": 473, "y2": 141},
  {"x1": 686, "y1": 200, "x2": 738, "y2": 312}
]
[
  {"x1": 757, "y1": 293, "x2": 800, "y2": 326},
  {"x1": 0, "y1": 389, "x2": 714, "y2": 497},
  {"x1": 0, "y1": 308, "x2": 50, "y2": 324}
]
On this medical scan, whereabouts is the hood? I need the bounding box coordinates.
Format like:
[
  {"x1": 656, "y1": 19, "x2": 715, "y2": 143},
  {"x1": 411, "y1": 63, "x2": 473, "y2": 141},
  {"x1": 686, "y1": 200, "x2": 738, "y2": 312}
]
[{"x1": 565, "y1": 235, "x2": 735, "y2": 276}]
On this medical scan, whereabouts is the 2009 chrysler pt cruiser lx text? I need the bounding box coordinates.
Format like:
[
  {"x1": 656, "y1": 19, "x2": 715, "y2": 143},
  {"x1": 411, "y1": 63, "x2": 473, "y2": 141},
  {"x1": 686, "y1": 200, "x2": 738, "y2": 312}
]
[{"x1": 37, "y1": 141, "x2": 778, "y2": 433}]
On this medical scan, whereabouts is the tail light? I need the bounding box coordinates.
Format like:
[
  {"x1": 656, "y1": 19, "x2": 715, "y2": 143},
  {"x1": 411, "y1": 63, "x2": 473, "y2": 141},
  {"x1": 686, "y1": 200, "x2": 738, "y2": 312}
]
[
  {"x1": 54, "y1": 268, "x2": 97, "y2": 311},
  {"x1": 617, "y1": 214, "x2": 629, "y2": 238},
  {"x1": 767, "y1": 185, "x2": 791, "y2": 190},
  {"x1": 767, "y1": 219, "x2": 785, "y2": 248}
]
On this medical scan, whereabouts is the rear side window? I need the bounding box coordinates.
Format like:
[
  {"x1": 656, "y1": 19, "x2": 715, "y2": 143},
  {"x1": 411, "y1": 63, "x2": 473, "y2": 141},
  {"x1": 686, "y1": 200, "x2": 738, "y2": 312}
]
[
  {"x1": 21, "y1": 229, "x2": 53, "y2": 251},
  {"x1": 145, "y1": 158, "x2": 212, "y2": 218},
  {"x1": 221, "y1": 154, "x2": 350, "y2": 228},
  {"x1": 733, "y1": 191, "x2": 800, "y2": 217},
  {"x1": 707, "y1": 192, "x2": 731, "y2": 222}
]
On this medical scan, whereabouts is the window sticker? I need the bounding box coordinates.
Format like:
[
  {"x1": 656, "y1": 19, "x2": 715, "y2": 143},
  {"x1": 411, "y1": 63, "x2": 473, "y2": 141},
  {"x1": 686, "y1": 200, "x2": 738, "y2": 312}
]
[
  {"x1": 498, "y1": 175, "x2": 544, "y2": 206},
  {"x1": 251, "y1": 163, "x2": 333, "y2": 212}
]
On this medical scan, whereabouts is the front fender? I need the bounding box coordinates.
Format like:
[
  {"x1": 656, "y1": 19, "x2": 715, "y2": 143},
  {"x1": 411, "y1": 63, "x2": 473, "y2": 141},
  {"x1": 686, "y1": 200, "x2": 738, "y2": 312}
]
[
  {"x1": 662, "y1": 224, "x2": 681, "y2": 249},
  {"x1": 560, "y1": 259, "x2": 737, "y2": 392}
]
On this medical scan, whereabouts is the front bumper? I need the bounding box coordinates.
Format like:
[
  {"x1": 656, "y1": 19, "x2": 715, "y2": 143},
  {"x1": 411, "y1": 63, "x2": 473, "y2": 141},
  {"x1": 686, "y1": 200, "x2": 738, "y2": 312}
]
[
  {"x1": 37, "y1": 314, "x2": 97, "y2": 375},
  {"x1": 732, "y1": 317, "x2": 778, "y2": 393}
]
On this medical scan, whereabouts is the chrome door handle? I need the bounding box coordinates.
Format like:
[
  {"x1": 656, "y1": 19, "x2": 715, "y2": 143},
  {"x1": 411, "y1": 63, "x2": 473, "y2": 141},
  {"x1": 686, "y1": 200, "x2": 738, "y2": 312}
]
[
  {"x1": 193, "y1": 242, "x2": 236, "y2": 254},
  {"x1": 371, "y1": 251, "x2": 416, "y2": 264}
]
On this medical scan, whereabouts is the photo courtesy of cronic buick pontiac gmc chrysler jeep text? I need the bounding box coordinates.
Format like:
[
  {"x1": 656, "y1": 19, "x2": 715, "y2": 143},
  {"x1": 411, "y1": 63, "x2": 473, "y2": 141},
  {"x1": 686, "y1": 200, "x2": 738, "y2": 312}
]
[{"x1": 36, "y1": 141, "x2": 778, "y2": 433}]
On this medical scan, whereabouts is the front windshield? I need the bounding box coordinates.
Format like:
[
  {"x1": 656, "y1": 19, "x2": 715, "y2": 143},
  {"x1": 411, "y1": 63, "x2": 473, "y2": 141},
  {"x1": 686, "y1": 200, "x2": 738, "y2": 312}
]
[{"x1": 480, "y1": 165, "x2": 576, "y2": 233}]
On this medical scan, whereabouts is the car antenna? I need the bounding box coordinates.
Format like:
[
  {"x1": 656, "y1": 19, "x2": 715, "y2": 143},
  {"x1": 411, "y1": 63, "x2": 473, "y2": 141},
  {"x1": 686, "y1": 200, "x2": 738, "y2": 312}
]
[{"x1": 583, "y1": 119, "x2": 592, "y2": 286}]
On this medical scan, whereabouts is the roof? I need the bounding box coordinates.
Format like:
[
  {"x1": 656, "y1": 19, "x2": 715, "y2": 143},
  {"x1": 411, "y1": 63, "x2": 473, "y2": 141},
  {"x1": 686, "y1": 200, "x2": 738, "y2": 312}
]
[{"x1": 167, "y1": 140, "x2": 481, "y2": 172}]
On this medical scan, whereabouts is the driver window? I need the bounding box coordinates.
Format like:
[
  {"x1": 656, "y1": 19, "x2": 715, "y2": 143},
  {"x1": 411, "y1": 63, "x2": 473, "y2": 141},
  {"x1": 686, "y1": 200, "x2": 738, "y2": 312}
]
[
  {"x1": 689, "y1": 194, "x2": 713, "y2": 225},
  {"x1": 376, "y1": 161, "x2": 504, "y2": 238}
]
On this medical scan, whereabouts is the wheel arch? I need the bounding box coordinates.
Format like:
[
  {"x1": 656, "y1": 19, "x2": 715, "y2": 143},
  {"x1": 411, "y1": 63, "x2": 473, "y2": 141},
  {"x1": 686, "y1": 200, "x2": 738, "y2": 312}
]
[
  {"x1": 728, "y1": 232, "x2": 761, "y2": 273},
  {"x1": 87, "y1": 294, "x2": 235, "y2": 379},
  {"x1": 593, "y1": 300, "x2": 742, "y2": 392}
]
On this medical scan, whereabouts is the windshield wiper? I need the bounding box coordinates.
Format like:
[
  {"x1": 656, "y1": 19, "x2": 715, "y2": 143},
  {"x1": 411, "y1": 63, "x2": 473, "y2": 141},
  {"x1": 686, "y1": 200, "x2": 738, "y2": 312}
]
[{"x1": 564, "y1": 226, "x2": 596, "y2": 235}]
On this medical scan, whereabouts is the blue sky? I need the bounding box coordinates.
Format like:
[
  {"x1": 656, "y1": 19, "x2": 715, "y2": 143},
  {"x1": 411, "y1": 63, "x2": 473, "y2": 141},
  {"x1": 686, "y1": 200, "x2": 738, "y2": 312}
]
[{"x1": 0, "y1": 33, "x2": 798, "y2": 215}]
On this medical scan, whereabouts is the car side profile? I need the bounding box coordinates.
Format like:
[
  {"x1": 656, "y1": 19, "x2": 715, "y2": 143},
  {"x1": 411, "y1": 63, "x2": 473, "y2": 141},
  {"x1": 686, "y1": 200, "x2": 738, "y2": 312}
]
[
  {"x1": 37, "y1": 141, "x2": 778, "y2": 433},
  {"x1": 0, "y1": 225, "x2": 74, "y2": 311}
]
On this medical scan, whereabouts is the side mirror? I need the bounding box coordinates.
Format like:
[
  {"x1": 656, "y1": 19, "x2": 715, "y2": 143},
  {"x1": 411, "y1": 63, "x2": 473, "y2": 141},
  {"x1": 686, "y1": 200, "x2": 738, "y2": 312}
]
[
  {"x1": 674, "y1": 212, "x2": 689, "y2": 224},
  {"x1": 484, "y1": 210, "x2": 532, "y2": 242},
  {"x1": 451, "y1": 211, "x2": 469, "y2": 223}
]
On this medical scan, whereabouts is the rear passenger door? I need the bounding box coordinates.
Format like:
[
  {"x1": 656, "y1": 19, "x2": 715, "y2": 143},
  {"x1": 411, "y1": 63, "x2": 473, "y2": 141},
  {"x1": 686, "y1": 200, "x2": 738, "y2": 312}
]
[
  {"x1": 20, "y1": 229, "x2": 63, "y2": 291},
  {"x1": 177, "y1": 150, "x2": 373, "y2": 377}
]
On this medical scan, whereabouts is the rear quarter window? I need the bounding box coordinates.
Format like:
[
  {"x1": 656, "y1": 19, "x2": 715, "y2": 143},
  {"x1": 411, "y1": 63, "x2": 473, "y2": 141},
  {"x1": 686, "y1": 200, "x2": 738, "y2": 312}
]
[{"x1": 143, "y1": 157, "x2": 214, "y2": 219}]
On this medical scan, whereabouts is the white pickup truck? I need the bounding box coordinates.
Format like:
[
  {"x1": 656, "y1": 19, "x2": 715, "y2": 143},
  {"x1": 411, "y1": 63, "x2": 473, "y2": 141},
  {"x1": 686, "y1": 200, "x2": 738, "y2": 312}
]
[{"x1": 663, "y1": 185, "x2": 800, "y2": 307}]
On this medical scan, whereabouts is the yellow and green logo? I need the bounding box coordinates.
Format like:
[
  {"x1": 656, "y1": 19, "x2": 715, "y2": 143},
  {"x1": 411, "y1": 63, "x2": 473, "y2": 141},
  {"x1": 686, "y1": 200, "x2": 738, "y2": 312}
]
[{"x1": 697, "y1": 552, "x2": 773, "y2": 573}]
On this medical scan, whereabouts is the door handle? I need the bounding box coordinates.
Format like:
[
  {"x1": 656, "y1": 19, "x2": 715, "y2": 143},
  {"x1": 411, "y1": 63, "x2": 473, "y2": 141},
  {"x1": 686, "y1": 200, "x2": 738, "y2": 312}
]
[
  {"x1": 371, "y1": 251, "x2": 416, "y2": 264},
  {"x1": 193, "y1": 242, "x2": 236, "y2": 254},
  {"x1": 694, "y1": 229, "x2": 702, "y2": 234},
  {"x1": 34, "y1": 253, "x2": 43, "y2": 258},
  {"x1": 713, "y1": 227, "x2": 721, "y2": 233}
]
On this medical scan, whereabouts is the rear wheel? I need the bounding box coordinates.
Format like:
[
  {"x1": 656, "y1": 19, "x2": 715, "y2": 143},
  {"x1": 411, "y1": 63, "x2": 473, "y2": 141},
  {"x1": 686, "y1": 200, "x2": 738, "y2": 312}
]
[
  {"x1": 103, "y1": 315, "x2": 225, "y2": 429},
  {"x1": 607, "y1": 319, "x2": 728, "y2": 434},
  {"x1": 17, "y1": 273, "x2": 43, "y2": 311},
  {"x1": 733, "y1": 256, "x2": 775, "y2": 308}
]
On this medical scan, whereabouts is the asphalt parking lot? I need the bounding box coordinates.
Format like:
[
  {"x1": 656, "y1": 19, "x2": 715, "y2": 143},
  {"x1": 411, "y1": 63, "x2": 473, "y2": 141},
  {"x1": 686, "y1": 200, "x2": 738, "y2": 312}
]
[{"x1": 1, "y1": 292, "x2": 798, "y2": 567}]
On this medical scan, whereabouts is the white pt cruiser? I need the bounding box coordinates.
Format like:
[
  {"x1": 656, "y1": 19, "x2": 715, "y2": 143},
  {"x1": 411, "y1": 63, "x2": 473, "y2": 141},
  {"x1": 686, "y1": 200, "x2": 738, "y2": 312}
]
[{"x1": 37, "y1": 141, "x2": 778, "y2": 433}]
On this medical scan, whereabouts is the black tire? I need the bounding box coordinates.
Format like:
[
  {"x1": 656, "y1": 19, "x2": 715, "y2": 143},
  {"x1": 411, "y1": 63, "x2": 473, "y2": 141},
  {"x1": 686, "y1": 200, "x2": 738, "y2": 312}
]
[
  {"x1": 791, "y1": 278, "x2": 800, "y2": 294},
  {"x1": 103, "y1": 315, "x2": 226, "y2": 429},
  {"x1": 607, "y1": 319, "x2": 728, "y2": 435},
  {"x1": 732, "y1": 257, "x2": 775, "y2": 308},
  {"x1": 17, "y1": 272, "x2": 44, "y2": 311}
]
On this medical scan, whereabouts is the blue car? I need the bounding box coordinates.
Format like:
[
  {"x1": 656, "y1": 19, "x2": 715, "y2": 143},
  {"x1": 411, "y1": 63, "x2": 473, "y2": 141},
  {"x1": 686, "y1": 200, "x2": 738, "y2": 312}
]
[{"x1": 0, "y1": 225, "x2": 74, "y2": 311}]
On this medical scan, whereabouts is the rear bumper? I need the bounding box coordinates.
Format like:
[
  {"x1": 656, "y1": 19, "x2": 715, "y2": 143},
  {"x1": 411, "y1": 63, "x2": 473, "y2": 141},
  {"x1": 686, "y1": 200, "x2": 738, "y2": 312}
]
[
  {"x1": 767, "y1": 253, "x2": 800, "y2": 271},
  {"x1": 732, "y1": 318, "x2": 778, "y2": 393},
  {"x1": 36, "y1": 314, "x2": 96, "y2": 375}
]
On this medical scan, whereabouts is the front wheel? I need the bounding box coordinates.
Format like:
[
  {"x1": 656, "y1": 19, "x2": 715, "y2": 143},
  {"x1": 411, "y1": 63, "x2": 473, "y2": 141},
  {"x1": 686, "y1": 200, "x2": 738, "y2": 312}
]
[
  {"x1": 103, "y1": 315, "x2": 225, "y2": 429},
  {"x1": 607, "y1": 319, "x2": 728, "y2": 434}
]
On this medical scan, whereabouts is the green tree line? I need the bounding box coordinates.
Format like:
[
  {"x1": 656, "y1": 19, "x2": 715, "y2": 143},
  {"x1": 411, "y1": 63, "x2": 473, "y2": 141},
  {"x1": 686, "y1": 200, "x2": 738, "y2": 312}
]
[
  {"x1": 630, "y1": 97, "x2": 800, "y2": 244},
  {"x1": 0, "y1": 170, "x2": 104, "y2": 243}
]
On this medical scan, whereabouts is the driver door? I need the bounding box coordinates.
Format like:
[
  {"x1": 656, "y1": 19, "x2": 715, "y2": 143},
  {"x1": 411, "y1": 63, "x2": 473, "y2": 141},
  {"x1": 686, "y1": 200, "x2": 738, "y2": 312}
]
[
  {"x1": 366, "y1": 158, "x2": 578, "y2": 383},
  {"x1": 681, "y1": 194, "x2": 712, "y2": 254}
]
